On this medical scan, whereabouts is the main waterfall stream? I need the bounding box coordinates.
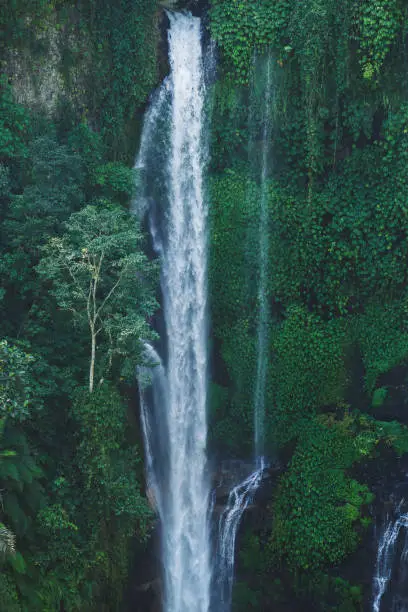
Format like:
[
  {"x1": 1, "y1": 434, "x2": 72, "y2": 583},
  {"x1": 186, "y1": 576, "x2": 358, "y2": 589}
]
[{"x1": 136, "y1": 12, "x2": 211, "y2": 612}]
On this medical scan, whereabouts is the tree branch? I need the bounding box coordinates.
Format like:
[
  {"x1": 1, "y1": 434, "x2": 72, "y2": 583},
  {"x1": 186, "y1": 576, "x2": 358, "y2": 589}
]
[{"x1": 95, "y1": 260, "x2": 129, "y2": 320}]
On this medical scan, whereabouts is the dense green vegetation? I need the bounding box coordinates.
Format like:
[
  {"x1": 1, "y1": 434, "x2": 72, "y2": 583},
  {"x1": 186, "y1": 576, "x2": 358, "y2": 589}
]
[
  {"x1": 0, "y1": 1, "x2": 159, "y2": 609},
  {"x1": 2, "y1": 0, "x2": 408, "y2": 610},
  {"x1": 209, "y1": 0, "x2": 408, "y2": 609}
]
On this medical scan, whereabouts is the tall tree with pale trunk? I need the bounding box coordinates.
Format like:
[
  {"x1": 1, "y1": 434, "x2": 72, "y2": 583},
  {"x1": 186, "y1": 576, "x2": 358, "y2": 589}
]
[{"x1": 37, "y1": 203, "x2": 157, "y2": 392}]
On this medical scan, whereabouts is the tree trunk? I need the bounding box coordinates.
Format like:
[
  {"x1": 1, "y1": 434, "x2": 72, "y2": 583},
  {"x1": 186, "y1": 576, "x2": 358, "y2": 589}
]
[{"x1": 90, "y1": 330, "x2": 96, "y2": 393}]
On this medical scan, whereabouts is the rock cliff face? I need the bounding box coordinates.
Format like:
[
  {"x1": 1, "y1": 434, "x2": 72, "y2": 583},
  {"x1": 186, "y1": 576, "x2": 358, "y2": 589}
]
[
  {"x1": 159, "y1": 0, "x2": 209, "y2": 16},
  {"x1": 4, "y1": 11, "x2": 90, "y2": 118},
  {"x1": 159, "y1": 0, "x2": 179, "y2": 7},
  {"x1": 3, "y1": 2, "x2": 160, "y2": 161}
]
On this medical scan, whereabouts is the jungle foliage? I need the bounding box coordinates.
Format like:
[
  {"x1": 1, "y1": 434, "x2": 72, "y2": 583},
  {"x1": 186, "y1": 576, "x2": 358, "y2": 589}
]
[
  {"x1": 0, "y1": 1, "x2": 159, "y2": 607},
  {"x1": 209, "y1": 0, "x2": 408, "y2": 609},
  {"x1": 2, "y1": 0, "x2": 408, "y2": 610}
]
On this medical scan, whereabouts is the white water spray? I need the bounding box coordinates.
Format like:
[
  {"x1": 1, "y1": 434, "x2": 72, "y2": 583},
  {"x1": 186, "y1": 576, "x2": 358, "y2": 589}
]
[{"x1": 136, "y1": 13, "x2": 211, "y2": 612}]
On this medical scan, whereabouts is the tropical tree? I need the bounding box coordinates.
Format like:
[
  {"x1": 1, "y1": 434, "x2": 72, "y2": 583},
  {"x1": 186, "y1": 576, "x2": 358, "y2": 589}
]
[{"x1": 37, "y1": 202, "x2": 157, "y2": 392}]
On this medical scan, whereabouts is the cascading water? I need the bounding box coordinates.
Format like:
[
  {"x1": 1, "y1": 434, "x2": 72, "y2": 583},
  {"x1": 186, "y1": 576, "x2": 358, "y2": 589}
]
[
  {"x1": 214, "y1": 52, "x2": 274, "y2": 611},
  {"x1": 214, "y1": 462, "x2": 264, "y2": 612},
  {"x1": 373, "y1": 501, "x2": 408, "y2": 612},
  {"x1": 138, "y1": 344, "x2": 168, "y2": 519},
  {"x1": 135, "y1": 12, "x2": 211, "y2": 612}
]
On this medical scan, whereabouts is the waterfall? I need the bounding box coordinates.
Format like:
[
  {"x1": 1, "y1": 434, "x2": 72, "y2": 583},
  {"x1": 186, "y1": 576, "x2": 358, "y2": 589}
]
[
  {"x1": 138, "y1": 344, "x2": 168, "y2": 520},
  {"x1": 214, "y1": 461, "x2": 264, "y2": 612},
  {"x1": 373, "y1": 501, "x2": 408, "y2": 612},
  {"x1": 133, "y1": 83, "x2": 169, "y2": 223},
  {"x1": 254, "y1": 52, "x2": 273, "y2": 461},
  {"x1": 214, "y1": 52, "x2": 274, "y2": 611},
  {"x1": 135, "y1": 12, "x2": 211, "y2": 612}
]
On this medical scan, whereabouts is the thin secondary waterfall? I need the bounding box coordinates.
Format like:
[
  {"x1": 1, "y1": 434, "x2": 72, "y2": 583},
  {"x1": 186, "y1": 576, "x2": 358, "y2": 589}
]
[
  {"x1": 373, "y1": 502, "x2": 408, "y2": 612},
  {"x1": 214, "y1": 52, "x2": 273, "y2": 612},
  {"x1": 254, "y1": 51, "x2": 273, "y2": 461},
  {"x1": 135, "y1": 12, "x2": 211, "y2": 612}
]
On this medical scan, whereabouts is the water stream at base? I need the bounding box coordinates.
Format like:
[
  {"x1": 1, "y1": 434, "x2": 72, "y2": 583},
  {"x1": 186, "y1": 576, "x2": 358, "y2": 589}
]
[
  {"x1": 373, "y1": 500, "x2": 408, "y2": 612},
  {"x1": 135, "y1": 12, "x2": 211, "y2": 612},
  {"x1": 214, "y1": 461, "x2": 265, "y2": 612}
]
